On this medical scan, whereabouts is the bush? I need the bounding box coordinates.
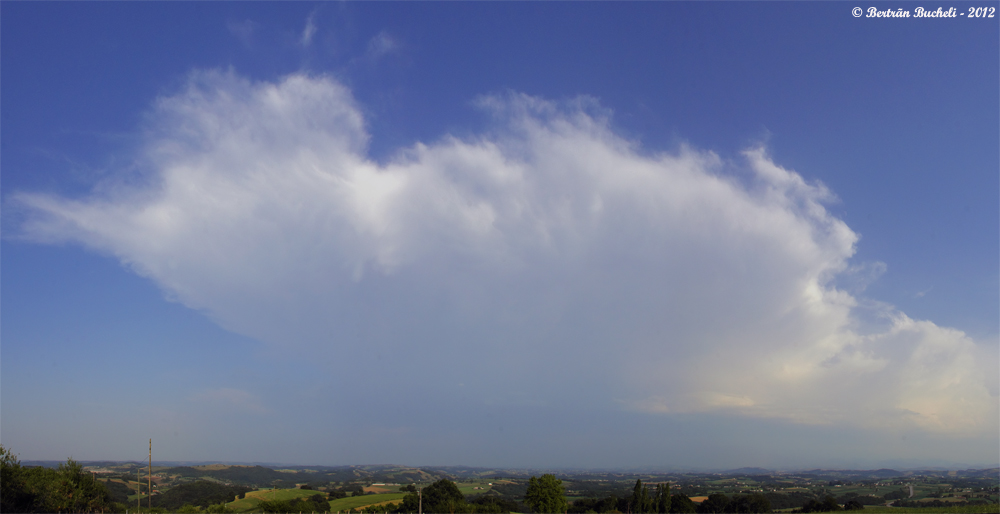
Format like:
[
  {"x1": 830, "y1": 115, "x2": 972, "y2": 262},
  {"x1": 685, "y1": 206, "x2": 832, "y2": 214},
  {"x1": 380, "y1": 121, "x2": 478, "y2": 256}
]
[
  {"x1": 1, "y1": 447, "x2": 122, "y2": 514},
  {"x1": 843, "y1": 500, "x2": 864, "y2": 511},
  {"x1": 795, "y1": 496, "x2": 842, "y2": 513}
]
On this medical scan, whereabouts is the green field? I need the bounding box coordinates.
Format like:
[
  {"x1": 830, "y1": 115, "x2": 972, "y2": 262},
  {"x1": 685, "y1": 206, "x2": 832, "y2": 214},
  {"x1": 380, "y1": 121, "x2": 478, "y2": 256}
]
[
  {"x1": 329, "y1": 493, "x2": 408, "y2": 511},
  {"x1": 220, "y1": 482, "x2": 494, "y2": 512},
  {"x1": 226, "y1": 487, "x2": 332, "y2": 511},
  {"x1": 859, "y1": 505, "x2": 999, "y2": 513},
  {"x1": 457, "y1": 482, "x2": 494, "y2": 495}
]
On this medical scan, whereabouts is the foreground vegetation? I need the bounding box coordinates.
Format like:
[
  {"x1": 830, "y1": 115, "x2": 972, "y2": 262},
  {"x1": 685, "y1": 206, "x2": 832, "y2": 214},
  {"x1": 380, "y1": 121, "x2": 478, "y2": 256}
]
[
  {"x1": 1, "y1": 446, "x2": 124, "y2": 513},
  {"x1": 4, "y1": 445, "x2": 997, "y2": 513}
]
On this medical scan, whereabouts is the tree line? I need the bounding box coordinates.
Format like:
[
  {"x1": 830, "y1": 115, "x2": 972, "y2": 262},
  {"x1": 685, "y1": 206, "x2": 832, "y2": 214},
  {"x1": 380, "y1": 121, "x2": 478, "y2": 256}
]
[
  {"x1": 565, "y1": 479, "x2": 773, "y2": 514},
  {"x1": 1, "y1": 446, "x2": 122, "y2": 513}
]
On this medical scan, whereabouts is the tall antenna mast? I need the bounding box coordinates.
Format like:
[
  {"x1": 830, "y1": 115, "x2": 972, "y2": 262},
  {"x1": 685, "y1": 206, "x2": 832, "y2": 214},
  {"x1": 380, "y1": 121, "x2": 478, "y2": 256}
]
[{"x1": 148, "y1": 439, "x2": 152, "y2": 509}]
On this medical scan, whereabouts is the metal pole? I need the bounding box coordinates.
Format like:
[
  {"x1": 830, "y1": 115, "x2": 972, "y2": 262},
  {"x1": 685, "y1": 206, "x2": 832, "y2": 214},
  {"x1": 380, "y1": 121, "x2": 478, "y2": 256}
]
[
  {"x1": 137, "y1": 466, "x2": 141, "y2": 510},
  {"x1": 148, "y1": 439, "x2": 152, "y2": 509},
  {"x1": 418, "y1": 487, "x2": 422, "y2": 514}
]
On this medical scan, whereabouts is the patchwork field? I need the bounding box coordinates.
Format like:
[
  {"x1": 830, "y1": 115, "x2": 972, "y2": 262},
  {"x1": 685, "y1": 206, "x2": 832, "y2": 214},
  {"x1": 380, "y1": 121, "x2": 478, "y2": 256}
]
[
  {"x1": 457, "y1": 482, "x2": 494, "y2": 495},
  {"x1": 364, "y1": 485, "x2": 399, "y2": 494},
  {"x1": 329, "y1": 493, "x2": 407, "y2": 511},
  {"x1": 225, "y1": 487, "x2": 332, "y2": 511},
  {"x1": 859, "y1": 505, "x2": 999, "y2": 513}
]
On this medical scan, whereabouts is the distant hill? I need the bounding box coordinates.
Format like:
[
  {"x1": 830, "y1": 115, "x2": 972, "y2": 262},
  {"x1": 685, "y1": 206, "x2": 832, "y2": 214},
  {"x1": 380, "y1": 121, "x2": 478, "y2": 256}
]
[
  {"x1": 727, "y1": 467, "x2": 773, "y2": 475},
  {"x1": 151, "y1": 480, "x2": 253, "y2": 510},
  {"x1": 161, "y1": 465, "x2": 292, "y2": 487},
  {"x1": 962, "y1": 468, "x2": 1000, "y2": 478}
]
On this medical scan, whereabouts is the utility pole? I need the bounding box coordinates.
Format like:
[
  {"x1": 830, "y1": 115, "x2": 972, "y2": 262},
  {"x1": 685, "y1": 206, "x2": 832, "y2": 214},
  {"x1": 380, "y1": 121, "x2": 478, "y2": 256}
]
[
  {"x1": 148, "y1": 439, "x2": 152, "y2": 509},
  {"x1": 418, "y1": 487, "x2": 422, "y2": 514},
  {"x1": 137, "y1": 466, "x2": 141, "y2": 510}
]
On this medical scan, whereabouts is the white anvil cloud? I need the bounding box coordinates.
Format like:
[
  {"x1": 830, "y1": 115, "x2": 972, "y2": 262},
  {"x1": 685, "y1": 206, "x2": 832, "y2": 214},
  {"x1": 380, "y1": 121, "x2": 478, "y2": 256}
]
[{"x1": 16, "y1": 70, "x2": 997, "y2": 435}]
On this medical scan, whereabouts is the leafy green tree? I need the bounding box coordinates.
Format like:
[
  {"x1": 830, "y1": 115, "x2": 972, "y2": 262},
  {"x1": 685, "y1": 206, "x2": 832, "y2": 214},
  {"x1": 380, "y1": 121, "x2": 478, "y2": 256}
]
[
  {"x1": 729, "y1": 494, "x2": 771, "y2": 513},
  {"x1": 42, "y1": 458, "x2": 119, "y2": 513},
  {"x1": 301, "y1": 493, "x2": 332, "y2": 512},
  {"x1": 1, "y1": 449, "x2": 128, "y2": 514},
  {"x1": 151, "y1": 479, "x2": 252, "y2": 510},
  {"x1": 525, "y1": 475, "x2": 568, "y2": 514},
  {"x1": 653, "y1": 484, "x2": 671, "y2": 513},
  {"x1": 842, "y1": 500, "x2": 863, "y2": 511},
  {"x1": 257, "y1": 499, "x2": 294, "y2": 513},
  {"x1": 796, "y1": 496, "x2": 842, "y2": 513},
  {"x1": 470, "y1": 494, "x2": 521, "y2": 513},
  {"x1": 257, "y1": 493, "x2": 328, "y2": 513},
  {"x1": 567, "y1": 495, "x2": 619, "y2": 513},
  {"x1": 668, "y1": 494, "x2": 696, "y2": 513},
  {"x1": 630, "y1": 479, "x2": 652, "y2": 513},
  {"x1": 423, "y1": 479, "x2": 467, "y2": 512},
  {"x1": 396, "y1": 479, "x2": 472, "y2": 514},
  {"x1": 1, "y1": 445, "x2": 37, "y2": 512},
  {"x1": 696, "y1": 493, "x2": 729, "y2": 514}
]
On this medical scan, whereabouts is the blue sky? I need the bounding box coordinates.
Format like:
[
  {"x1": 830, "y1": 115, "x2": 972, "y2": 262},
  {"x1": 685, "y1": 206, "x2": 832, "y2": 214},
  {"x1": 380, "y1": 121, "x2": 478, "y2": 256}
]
[{"x1": 2, "y1": 2, "x2": 997, "y2": 469}]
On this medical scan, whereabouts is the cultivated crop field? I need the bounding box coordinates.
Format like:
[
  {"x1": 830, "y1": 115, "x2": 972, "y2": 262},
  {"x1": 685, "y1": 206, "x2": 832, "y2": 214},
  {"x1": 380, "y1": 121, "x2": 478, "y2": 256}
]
[
  {"x1": 456, "y1": 481, "x2": 494, "y2": 495},
  {"x1": 858, "y1": 505, "x2": 999, "y2": 513},
  {"x1": 329, "y1": 492, "x2": 407, "y2": 511},
  {"x1": 226, "y1": 487, "x2": 331, "y2": 511}
]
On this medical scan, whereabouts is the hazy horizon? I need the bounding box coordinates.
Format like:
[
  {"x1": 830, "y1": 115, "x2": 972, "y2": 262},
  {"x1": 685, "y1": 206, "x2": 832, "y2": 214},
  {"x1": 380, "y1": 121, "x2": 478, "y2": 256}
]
[{"x1": 17, "y1": 460, "x2": 1000, "y2": 474}]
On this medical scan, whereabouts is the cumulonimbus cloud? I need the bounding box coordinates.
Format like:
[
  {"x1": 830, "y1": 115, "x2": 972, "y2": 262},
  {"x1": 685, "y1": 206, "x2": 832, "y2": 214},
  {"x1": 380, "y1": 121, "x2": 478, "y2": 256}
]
[{"x1": 14, "y1": 70, "x2": 997, "y2": 435}]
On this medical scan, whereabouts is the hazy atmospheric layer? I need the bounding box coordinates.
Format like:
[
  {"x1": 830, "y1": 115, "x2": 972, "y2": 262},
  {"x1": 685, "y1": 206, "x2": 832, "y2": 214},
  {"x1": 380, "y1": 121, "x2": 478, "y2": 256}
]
[{"x1": 13, "y1": 71, "x2": 997, "y2": 466}]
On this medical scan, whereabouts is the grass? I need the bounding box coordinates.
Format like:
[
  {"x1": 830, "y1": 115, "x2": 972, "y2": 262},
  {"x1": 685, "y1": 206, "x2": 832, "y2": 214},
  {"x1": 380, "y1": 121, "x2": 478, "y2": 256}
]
[
  {"x1": 226, "y1": 487, "x2": 331, "y2": 511},
  {"x1": 328, "y1": 493, "x2": 407, "y2": 511},
  {"x1": 222, "y1": 482, "x2": 493, "y2": 513},
  {"x1": 859, "y1": 505, "x2": 999, "y2": 513},
  {"x1": 365, "y1": 486, "x2": 399, "y2": 494},
  {"x1": 457, "y1": 482, "x2": 494, "y2": 495}
]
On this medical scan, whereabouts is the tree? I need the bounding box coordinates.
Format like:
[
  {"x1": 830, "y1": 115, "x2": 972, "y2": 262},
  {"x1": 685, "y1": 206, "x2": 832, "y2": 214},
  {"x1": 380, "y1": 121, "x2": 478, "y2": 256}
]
[
  {"x1": 50, "y1": 458, "x2": 118, "y2": 513},
  {"x1": 423, "y1": 479, "x2": 466, "y2": 511},
  {"x1": 668, "y1": 494, "x2": 696, "y2": 513},
  {"x1": 842, "y1": 500, "x2": 864, "y2": 511},
  {"x1": 797, "y1": 496, "x2": 842, "y2": 513},
  {"x1": 729, "y1": 494, "x2": 771, "y2": 513},
  {"x1": 151, "y1": 480, "x2": 252, "y2": 510},
  {"x1": 525, "y1": 474, "x2": 568, "y2": 514},
  {"x1": 631, "y1": 479, "x2": 652, "y2": 513},
  {"x1": 257, "y1": 495, "x2": 327, "y2": 514},
  {"x1": 470, "y1": 494, "x2": 521, "y2": 513},
  {"x1": 653, "y1": 484, "x2": 671, "y2": 514},
  {"x1": 396, "y1": 479, "x2": 472, "y2": 514},
  {"x1": 696, "y1": 493, "x2": 730, "y2": 514},
  {"x1": 1, "y1": 445, "x2": 37, "y2": 513}
]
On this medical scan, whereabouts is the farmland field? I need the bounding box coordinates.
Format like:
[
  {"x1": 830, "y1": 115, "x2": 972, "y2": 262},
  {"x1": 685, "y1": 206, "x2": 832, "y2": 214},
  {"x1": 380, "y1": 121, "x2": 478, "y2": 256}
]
[
  {"x1": 457, "y1": 482, "x2": 494, "y2": 495},
  {"x1": 329, "y1": 493, "x2": 407, "y2": 511},
  {"x1": 226, "y1": 487, "x2": 332, "y2": 511},
  {"x1": 364, "y1": 485, "x2": 399, "y2": 494},
  {"x1": 858, "y1": 505, "x2": 999, "y2": 513}
]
